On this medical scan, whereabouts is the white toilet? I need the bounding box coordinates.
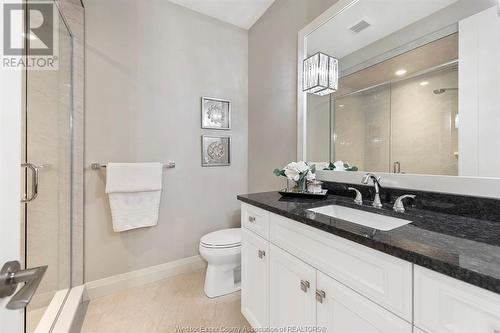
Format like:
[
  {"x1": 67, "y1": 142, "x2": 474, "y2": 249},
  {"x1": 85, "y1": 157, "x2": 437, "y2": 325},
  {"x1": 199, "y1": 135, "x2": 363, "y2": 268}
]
[{"x1": 199, "y1": 228, "x2": 241, "y2": 298}]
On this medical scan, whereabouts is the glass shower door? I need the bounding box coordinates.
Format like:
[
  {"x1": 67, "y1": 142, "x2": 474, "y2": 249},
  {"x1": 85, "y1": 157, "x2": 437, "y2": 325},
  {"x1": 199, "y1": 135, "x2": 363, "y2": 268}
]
[{"x1": 22, "y1": 5, "x2": 73, "y2": 332}]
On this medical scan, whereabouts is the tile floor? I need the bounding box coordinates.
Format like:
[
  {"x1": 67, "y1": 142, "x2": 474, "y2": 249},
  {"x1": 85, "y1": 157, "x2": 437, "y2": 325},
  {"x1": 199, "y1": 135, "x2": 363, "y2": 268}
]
[{"x1": 81, "y1": 269, "x2": 249, "y2": 333}]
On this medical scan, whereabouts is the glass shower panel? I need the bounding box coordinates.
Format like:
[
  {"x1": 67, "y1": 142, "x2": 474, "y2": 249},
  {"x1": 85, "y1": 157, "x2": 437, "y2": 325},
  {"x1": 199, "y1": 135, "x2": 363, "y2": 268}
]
[
  {"x1": 333, "y1": 84, "x2": 391, "y2": 172},
  {"x1": 24, "y1": 10, "x2": 73, "y2": 333},
  {"x1": 390, "y1": 67, "x2": 458, "y2": 176}
]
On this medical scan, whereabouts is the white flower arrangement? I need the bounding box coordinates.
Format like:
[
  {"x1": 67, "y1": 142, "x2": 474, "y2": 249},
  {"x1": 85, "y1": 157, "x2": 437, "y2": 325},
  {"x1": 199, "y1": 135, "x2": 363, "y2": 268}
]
[{"x1": 274, "y1": 161, "x2": 316, "y2": 191}]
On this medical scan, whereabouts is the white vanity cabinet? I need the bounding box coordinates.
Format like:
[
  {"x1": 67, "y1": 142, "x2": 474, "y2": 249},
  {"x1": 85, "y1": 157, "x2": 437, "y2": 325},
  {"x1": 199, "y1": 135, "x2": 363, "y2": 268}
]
[
  {"x1": 241, "y1": 228, "x2": 270, "y2": 329},
  {"x1": 241, "y1": 203, "x2": 412, "y2": 332},
  {"x1": 240, "y1": 203, "x2": 500, "y2": 333},
  {"x1": 269, "y1": 212, "x2": 413, "y2": 321},
  {"x1": 414, "y1": 266, "x2": 500, "y2": 333},
  {"x1": 268, "y1": 242, "x2": 411, "y2": 333}
]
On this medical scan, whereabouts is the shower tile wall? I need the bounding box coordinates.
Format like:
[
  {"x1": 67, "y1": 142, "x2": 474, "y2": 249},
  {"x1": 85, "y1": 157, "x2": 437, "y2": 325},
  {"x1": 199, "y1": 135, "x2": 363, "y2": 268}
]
[
  {"x1": 363, "y1": 86, "x2": 391, "y2": 172},
  {"x1": 334, "y1": 93, "x2": 367, "y2": 170},
  {"x1": 391, "y1": 68, "x2": 458, "y2": 176}
]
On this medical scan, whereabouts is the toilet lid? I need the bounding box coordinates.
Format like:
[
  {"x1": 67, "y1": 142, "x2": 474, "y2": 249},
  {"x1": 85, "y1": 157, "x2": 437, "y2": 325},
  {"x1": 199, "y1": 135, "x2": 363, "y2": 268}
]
[{"x1": 200, "y1": 228, "x2": 241, "y2": 248}]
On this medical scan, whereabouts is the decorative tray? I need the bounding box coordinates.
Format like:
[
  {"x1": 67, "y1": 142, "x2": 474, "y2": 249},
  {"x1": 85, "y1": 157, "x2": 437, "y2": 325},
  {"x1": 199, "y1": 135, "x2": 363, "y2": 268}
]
[{"x1": 278, "y1": 189, "x2": 328, "y2": 199}]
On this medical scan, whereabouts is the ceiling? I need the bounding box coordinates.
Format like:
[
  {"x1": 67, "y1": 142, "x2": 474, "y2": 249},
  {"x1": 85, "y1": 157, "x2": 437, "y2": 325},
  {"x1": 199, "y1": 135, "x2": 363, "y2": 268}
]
[
  {"x1": 168, "y1": 0, "x2": 275, "y2": 29},
  {"x1": 333, "y1": 33, "x2": 458, "y2": 97},
  {"x1": 307, "y1": 0, "x2": 458, "y2": 58}
]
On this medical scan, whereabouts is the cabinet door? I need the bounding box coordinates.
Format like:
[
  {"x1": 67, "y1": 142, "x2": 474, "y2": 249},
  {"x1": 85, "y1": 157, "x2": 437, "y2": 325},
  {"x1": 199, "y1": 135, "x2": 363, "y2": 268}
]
[
  {"x1": 414, "y1": 266, "x2": 500, "y2": 333},
  {"x1": 317, "y1": 271, "x2": 412, "y2": 333},
  {"x1": 270, "y1": 244, "x2": 316, "y2": 330},
  {"x1": 241, "y1": 228, "x2": 269, "y2": 329}
]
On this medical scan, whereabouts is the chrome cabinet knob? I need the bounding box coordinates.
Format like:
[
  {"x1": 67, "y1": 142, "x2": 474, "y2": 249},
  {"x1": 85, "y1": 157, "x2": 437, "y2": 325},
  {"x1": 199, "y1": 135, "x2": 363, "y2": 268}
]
[
  {"x1": 248, "y1": 216, "x2": 256, "y2": 223},
  {"x1": 315, "y1": 289, "x2": 326, "y2": 303},
  {"x1": 300, "y1": 280, "x2": 310, "y2": 292},
  {"x1": 258, "y1": 250, "x2": 266, "y2": 259}
]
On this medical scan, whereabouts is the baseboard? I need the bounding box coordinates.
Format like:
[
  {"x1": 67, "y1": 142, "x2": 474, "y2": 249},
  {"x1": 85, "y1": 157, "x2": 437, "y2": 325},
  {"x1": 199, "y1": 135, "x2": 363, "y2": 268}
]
[
  {"x1": 33, "y1": 289, "x2": 68, "y2": 333},
  {"x1": 51, "y1": 285, "x2": 85, "y2": 333},
  {"x1": 84, "y1": 255, "x2": 206, "y2": 301}
]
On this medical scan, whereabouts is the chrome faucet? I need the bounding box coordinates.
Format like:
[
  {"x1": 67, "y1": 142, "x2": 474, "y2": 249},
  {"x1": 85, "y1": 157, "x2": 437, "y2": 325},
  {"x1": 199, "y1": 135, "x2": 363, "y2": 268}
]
[
  {"x1": 393, "y1": 194, "x2": 416, "y2": 213},
  {"x1": 361, "y1": 173, "x2": 383, "y2": 208},
  {"x1": 347, "y1": 187, "x2": 363, "y2": 205}
]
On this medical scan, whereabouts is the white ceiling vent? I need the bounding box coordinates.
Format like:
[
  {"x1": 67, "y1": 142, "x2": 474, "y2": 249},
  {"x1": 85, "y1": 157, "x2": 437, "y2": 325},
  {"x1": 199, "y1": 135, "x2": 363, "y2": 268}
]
[{"x1": 349, "y1": 20, "x2": 371, "y2": 33}]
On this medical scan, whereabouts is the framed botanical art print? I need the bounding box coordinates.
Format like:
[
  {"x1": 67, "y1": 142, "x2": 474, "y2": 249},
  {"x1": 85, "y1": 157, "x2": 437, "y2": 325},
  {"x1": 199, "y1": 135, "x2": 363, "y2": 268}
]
[
  {"x1": 201, "y1": 97, "x2": 231, "y2": 130},
  {"x1": 201, "y1": 135, "x2": 231, "y2": 167}
]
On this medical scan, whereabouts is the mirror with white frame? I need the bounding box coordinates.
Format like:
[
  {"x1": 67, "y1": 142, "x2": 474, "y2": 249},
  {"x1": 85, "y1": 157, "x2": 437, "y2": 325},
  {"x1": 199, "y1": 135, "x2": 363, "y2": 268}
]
[{"x1": 299, "y1": 0, "x2": 500, "y2": 190}]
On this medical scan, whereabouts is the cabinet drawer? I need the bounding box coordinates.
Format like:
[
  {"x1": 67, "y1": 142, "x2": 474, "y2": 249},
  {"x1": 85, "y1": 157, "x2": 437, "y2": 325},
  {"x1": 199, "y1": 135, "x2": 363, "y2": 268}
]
[
  {"x1": 269, "y1": 213, "x2": 412, "y2": 321},
  {"x1": 414, "y1": 266, "x2": 500, "y2": 333},
  {"x1": 241, "y1": 203, "x2": 270, "y2": 239}
]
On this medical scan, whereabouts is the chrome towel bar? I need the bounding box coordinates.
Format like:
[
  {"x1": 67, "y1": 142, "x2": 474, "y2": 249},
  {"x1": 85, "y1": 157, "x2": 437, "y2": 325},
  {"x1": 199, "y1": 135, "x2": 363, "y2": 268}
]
[{"x1": 90, "y1": 162, "x2": 175, "y2": 170}]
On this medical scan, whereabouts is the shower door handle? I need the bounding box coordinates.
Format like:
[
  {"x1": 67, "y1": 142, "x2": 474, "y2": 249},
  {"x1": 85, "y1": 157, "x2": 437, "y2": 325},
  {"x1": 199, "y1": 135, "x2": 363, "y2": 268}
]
[
  {"x1": 0, "y1": 261, "x2": 47, "y2": 310},
  {"x1": 21, "y1": 163, "x2": 39, "y2": 203}
]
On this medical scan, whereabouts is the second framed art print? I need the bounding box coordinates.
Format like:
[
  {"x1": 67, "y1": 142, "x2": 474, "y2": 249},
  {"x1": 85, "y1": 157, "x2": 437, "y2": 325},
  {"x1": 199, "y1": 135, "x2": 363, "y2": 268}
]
[{"x1": 201, "y1": 135, "x2": 231, "y2": 167}]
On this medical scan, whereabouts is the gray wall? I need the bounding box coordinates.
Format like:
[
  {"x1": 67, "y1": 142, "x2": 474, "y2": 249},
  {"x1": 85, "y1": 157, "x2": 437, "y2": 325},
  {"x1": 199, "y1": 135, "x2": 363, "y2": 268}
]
[
  {"x1": 248, "y1": 0, "x2": 338, "y2": 192},
  {"x1": 85, "y1": 0, "x2": 248, "y2": 282}
]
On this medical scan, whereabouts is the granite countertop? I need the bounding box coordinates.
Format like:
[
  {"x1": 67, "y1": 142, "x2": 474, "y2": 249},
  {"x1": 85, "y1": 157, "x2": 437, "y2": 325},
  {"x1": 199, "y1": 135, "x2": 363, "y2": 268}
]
[{"x1": 237, "y1": 191, "x2": 500, "y2": 295}]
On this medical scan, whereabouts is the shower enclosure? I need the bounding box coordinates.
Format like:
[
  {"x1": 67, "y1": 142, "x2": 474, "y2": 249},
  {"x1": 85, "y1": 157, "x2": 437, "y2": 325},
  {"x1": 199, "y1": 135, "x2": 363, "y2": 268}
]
[{"x1": 21, "y1": 3, "x2": 73, "y2": 332}]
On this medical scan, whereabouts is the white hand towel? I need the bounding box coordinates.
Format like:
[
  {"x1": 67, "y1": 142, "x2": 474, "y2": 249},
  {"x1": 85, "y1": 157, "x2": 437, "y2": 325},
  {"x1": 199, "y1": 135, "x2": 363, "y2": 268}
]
[
  {"x1": 105, "y1": 163, "x2": 163, "y2": 232},
  {"x1": 105, "y1": 163, "x2": 163, "y2": 193}
]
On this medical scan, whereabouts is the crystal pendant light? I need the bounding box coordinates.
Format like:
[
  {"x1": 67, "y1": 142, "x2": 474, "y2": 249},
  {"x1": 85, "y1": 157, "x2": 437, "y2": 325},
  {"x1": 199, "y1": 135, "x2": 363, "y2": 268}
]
[{"x1": 303, "y1": 52, "x2": 339, "y2": 96}]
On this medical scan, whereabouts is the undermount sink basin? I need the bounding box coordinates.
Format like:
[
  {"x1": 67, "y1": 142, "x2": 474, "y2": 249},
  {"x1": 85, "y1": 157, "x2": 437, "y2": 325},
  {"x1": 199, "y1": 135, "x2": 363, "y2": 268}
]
[{"x1": 307, "y1": 205, "x2": 412, "y2": 231}]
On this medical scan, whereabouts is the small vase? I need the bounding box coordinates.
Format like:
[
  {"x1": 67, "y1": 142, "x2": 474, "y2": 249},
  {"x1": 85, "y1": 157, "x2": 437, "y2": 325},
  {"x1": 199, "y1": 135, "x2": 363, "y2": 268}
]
[{"x1": 296, "y1": 178, "x2": 307, "y2": 192}]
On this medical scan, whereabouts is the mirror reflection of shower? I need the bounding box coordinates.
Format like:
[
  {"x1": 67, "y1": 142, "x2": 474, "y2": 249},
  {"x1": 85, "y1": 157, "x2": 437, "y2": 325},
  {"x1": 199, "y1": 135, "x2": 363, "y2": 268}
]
[
  {"x1": 433, "y1": 87, "x2": 458, "y2": 94},
  {"x1": 327, "y1": 64, "x2": 459, "y2": 176}
]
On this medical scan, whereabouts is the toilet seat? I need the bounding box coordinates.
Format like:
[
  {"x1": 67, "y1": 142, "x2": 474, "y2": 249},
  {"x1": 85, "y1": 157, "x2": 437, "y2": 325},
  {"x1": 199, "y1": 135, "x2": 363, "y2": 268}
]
[{"x1": 200, "y1": 228, "x2": 241, "y2": 249}]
